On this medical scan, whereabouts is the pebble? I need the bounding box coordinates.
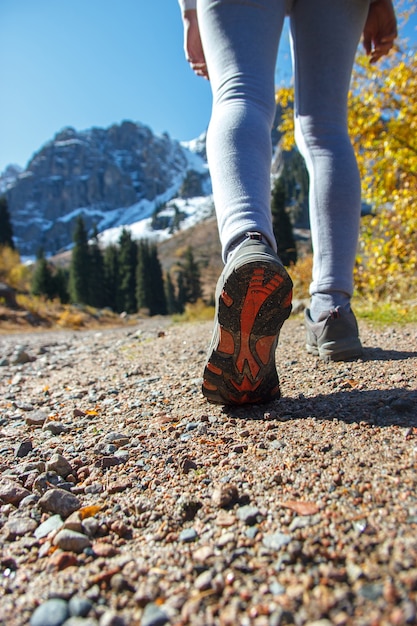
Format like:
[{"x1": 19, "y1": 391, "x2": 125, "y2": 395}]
[
  {"x1": 46, "y1": 453, "x2": 73, "y2": 478},
  {"x1": 211, "y1": 483, "x2": 239, "y2": 508},
  {"x1": 68, "y1": 595, "x2": 94, "y2": 617},
  {"x1": 14, "y1": 439, "x2": 33, "y2": 458},
  {"x1": 179, "y1": 528, "x2": 198, "y2": 543},
  {"x1": 53, "y1": 529, "x2": 91, "y2": 552},
  {"x1": 13, "y1": 349, "x2": 34, "y2": 365},
  {"x1": 30, "y1": 598, "x2": 69, "y2": 626},
  {"x1": 4, "y1": 516, "x2": 38, "y2": 538},
  {"x1": 43, "y1": 421, "x2": 69, "y2": 435},
  {"x1": 236, "y1": 505, "x2": 261, "y2": 525},
  {"x1": 0, "y1": 477, "x2": 31, "y2": 505},
  {"x1": 34, "y1": 515, "x2": 64, "y2": 539},
  {"x1": 262, "y1": 532, "x2": 292, "y2": 551},
  {"x1": 39, "y1": 488, "x2": 81, "y2": 518},
  {"x1": 103, "y1": 432, "x2": 130, "y2": 447},
  {"x1": 98, "y1": 610, "x2": 126, "y2": 626},
  {"x1": 194, "y1": 569, "x2": 213, "y2": 591},
  {"x1": 140, "y1": 603, "x2": 169, "y2": 626},
  {"x1": 25, "y1": 410, "x2": 48, "y2": 427}
]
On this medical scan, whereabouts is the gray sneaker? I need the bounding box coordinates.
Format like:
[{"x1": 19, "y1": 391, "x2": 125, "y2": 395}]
[
  {"x1": 305, "y1": 306, "x2": 363, "y2": 361},
  {"x1": 202, "y1": 233, "x2": 293, "y2": 405}
]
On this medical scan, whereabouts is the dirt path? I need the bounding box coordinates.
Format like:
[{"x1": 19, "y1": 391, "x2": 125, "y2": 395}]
[{"x1": 1, "y1": 316, "x2": 416, "y2": 626}]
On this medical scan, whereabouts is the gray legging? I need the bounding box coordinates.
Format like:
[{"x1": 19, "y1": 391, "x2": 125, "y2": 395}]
[{"x1": 197, "y1": 0, "x2": 370, "y2": 317}]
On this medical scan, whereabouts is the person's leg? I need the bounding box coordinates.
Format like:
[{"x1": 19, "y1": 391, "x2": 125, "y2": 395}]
[
  {"x1": 196, "y1": 0, "x2": 293, "y2": 404},
  {"x1": 197, "y1": 0, "x2": 286, "y2": 261},
  {"x1": 289, "y1": 0, "x2": 370, "y2": 321}
]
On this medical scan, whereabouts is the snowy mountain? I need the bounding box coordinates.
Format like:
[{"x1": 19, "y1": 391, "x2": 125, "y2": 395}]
[{"x1": 0, "y1": 121, "x2": 212, "y2": 258}]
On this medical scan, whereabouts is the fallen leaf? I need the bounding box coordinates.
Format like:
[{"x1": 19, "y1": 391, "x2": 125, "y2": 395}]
[
  {"x1": 79, "y1": 504, "x2": 103, "y2": 519},
  {"x1": 280, "y1": 500, "x2": 320, "y2": 516}
]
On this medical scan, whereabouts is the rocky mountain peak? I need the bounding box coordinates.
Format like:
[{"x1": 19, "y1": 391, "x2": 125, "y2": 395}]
[{"x1": 2, "y1": 121, "x2": 210, "y2": 258}]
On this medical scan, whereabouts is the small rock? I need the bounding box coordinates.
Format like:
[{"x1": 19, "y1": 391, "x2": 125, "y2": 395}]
[
  {"x1": 94, "y1": 456, "x2": 121, "y2": 469},
  {"x1": 68, "y1": 595, "x2": 94, "y2": 618},
  {"x1": 236, "y1": 505, "x2": 260, "y2": 525},
  {"x1": 47, "y1": 551, "x2": 78, "y2": 571},
  {"x1": 39, "y1": 488, "x2": 81, "y2": 518},
  {"x1": 14, "y1": 439, "x2": 33, "y2": 458},
  {"x1": 43, "y1": 421, "x2": 69, "y2": 435},
  {"x1": 25, "y1": 410, "x2": 48, "y2": 427},
  {"x1": 179, "y1": 528, "x2": 198, "y2": 543},
  {"x1": 262, "y1": 531, "x2": 292, "y2": 551},
  {"x1": 4, "y1": 516, "x2": 38, "y2": 539},
  {"x1": 141, "y1": 603, "x2": 169, "y2": 626},
  {"x1": 53, "y1": 529, "x2": 91, "y2": 553},
  {"x1": 180, "y1": 458, "x2": 198, "y2": 473},
  {"x1": 193, "y1": 546, "x2": 214, "y2": 562},
  {"x1": 46, "y1": 453, "x2": 73, "y2": 478},
  {"x1": 35, "y1": 514, "x2": 65, "y2": 539},
  {"x1": 103, "y1": 432, "x2": 130, "y2": 447},
  {"x1": 64, "y1": 511, "x2": 84, "y2": 533},
  {"x1": 217, "y1": 531, "x2": 235, "y2": 547},
  {"x1": 99, "y1": 610, "x2": 126, "y2": 626},
  {"x1": 30, "y1": 598, "x2": 69, "y2": 626},
  {"x1": 212, "y1": 483, "x2": 239, "y2": 509},
  {"x1": 0, "y1": 477, "x2": 31, "y2": 505},
  {"x1": 92, "y1": 542, "x2": 120, "y2": 558},
  {"x1": 194, "y1": 569, "x2": 213, "y2": 591},
  {"x1": 13, "y1": 349, "x2": 34, "y2": 365},
  {"x1": 33, "y1": 472, "x2": 63, "y2": 494}
]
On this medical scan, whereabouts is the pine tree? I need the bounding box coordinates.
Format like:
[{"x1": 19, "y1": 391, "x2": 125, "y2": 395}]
[
  {"x1": 271, "y1": 177, "x2": 297, "y2": 267},
  {"x1": 180, "y1": 246, "x2": 202, "y2": 304},
  {"x1": 31, "y1": 248, "x2": 54, "y2": 298},
  {"x1": 53, "y1": 267, "x2": 70, "y2": 304},
  {"x1": 176, "y1": 270, "x2": 186, "y2": 314},
  {"x1": 165, "y1": 271, "x2": 177, "y2": 314},
  {"x1": 136, "y1": 241, "x2": 167, "y2": 316},
  {"x1": 118, "y1": 228, "x2": 137, "y2": 313},
  {"x1": 148, "y1": 244, "x2": 166, "y2": 315},
  {"x1": 136, "y1": 240, "x2": 151, "y2": 313},
  {"x1": 103, "y1": 245, "x2": 120, "y2": 311},
  {"x1": 69, "y1": 216, "x2": 90, "y2": 304},
  {"x1": 88, "y1": 229, "x2": 105, "y2": 308},
  {"x1": 0, "y1": 196, "x2": 15, "y2": 249}
]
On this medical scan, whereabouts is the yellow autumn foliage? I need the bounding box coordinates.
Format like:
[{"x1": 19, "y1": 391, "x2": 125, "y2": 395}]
[{"x1": 275, "y1": 14, "x2": 417, "y2": 303}]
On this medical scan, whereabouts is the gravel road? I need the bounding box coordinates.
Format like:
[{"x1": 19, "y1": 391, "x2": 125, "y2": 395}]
[{"x1": 1, "y1": 315, "x2": 416, "y2": 626}]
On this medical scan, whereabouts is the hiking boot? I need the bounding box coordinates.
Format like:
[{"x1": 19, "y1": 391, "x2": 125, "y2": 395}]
[
  {"x1": 202, "y1": 233, "x2": 293, "y2": 405},
  {"x1": 305, "y1": 306, "x2": 363, "y2": 361}
]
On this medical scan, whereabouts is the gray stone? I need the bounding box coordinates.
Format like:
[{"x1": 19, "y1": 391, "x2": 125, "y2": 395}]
[
  {"x1": 39, "y1": 488, "x2": 81, "y2": 518},
  {"x1": 4, "y1": 516, "x2": 38, "y2": 538},
  {"x1": 262, "y1": 531, "x2": 292, "y2": 551},
  {"x1": 30, "y1": 598, "x2": 69, "y2": 626},
  {"x1": 34, "y1": 514, "x2": 64, "y2": 539},
  {"x1": 236, "y1": 505, "x2": 260, "y2": 526},
  {"x1": 25, "y1": 410, "x2": 48, "y2": 427},
  {"x1": 141, "y1": 603, "x2": 169, "y2": 626},
  {"x1": 46, "y1": 453, "x2": 73, "y2": 478},
  {"x1": 99, "y1": 611, "x2": 126, "y2": 626},
  {"x1": 14, "y1": 439, "x2": 33, "y2": 458},
  {"x1": 53, "y1": 529, "x2": 91, "y2": 553},
  {"x1": 179, "y1": 528, "x2": 198, "y2": 543},
  {"x1": 0, "y1": 477, "x2": 31, "y2": 505},
  {"x1": 43, "y1": 421, "x2": 69, "y2": 435}
]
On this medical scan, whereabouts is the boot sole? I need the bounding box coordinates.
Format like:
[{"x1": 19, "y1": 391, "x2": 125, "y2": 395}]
[{"x1": 202, "y1": 260, "x2": 292, "y2": 405}]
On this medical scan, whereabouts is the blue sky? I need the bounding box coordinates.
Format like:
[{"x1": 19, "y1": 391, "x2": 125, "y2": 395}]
[{"x1": 0, "y1": 1, "x2": 415, "y2": 173}]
